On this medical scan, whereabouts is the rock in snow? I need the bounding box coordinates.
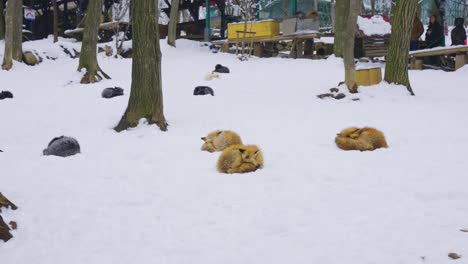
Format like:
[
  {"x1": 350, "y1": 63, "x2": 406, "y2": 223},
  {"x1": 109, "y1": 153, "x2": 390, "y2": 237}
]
[
  {"x1": 193, "y1": 86, "x2": 214, "y2": 96},
  {"x1": 43, "y1": 136, "x2": 81, "y2": 157}
]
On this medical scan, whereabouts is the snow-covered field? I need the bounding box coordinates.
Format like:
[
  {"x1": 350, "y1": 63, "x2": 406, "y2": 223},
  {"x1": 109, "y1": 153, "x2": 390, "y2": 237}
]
[{"x1": 1, "y1": 37, "x2": 468, "y2": 264}]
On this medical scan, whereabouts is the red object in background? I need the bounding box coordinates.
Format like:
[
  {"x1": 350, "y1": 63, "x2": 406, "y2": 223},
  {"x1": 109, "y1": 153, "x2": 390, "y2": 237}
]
[
  {"x1": 201, "y1": 0, "x2": 217, "y2": 7},
  {"x1": 465, "y1": 39, "x2": 467, "y2": 45}
]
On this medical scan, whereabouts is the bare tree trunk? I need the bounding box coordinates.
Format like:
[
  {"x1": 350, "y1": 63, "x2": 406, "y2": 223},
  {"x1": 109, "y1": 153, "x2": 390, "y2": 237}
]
[
  {"x1": 2, "y1": 0, "x2": 22, "y2": 70},
  {"x1": 416, "y1": 2, "x2": 422, "y2": 19},
  {"x1": 371, "y1": 0, "x2": 376, "y2": 14},
  {"x1": 334, "y1": 0, "x2": 346, "y2": 57},
  {"x1": 77, "y1": 0, "x2": 110, "y2": 83},
  {"x1": 384, "y1": 0, "x2": 418, "y2": 96},
  {"x1": 314, "y1": 0, "x2": 318, "y2": 11},
  {"x1": 115, "y1": 0, "x2": 168, "y2": 132},
  {"x1": 331, "y1": 0, "x2": 336, "y2": 32},
  {"x1": 343, "y1": 0, "x2": 360, "y2": 93},
  {"x1": 52, "y1": 0, "x2": 59, "y2": 43},
  {"x1": 168, "y1": 0, "x2": 179, "y2": 47},
  {"x1": 0, "y1": 0, "x2": 5, "y2": 40}
]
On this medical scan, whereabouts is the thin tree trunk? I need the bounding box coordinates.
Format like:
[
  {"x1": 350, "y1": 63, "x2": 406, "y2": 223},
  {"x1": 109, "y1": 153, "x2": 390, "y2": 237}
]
[
  {"x1": 371, "y1": 0, "x2": 376, "y2": 14},
  {"x1": 0, "y1": 0, "x2": 5, "y2": 40},
  {"x1": 343, "y1": 0, "x2": 360, "y2": 93},
  {"x1": 52, "y1": 0, "x2": 59, "y2": 43},
  {"x1": 331, "y1": 0, "x2": 335, "y2": 32},
  {"x1": 384, "y1": 0, "x2": 418, "y2": 96},
  {"x1": 2, "y1": 0, "x2": 22, "y2": 70},
  {"x1": 334, "y1": 0, "x2": 346, "y2": 57},
  {"x1": 314, "y1": 0, "x2": 318, "y2": 11},
  {"x1": 115, "y1": 0, "x2": 168, "y2": 132},
  {"x1": 168, "y1": 0, "x2": 179, "y2": 47},
  {"x1": 77, "y1": 0, "x2": 110, "y2": 83}
]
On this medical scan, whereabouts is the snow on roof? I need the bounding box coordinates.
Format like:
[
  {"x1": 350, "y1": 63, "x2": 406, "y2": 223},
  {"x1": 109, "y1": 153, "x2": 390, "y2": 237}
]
[{"x1": 357, "y1": 15, "x2": 391, "y2": 36}]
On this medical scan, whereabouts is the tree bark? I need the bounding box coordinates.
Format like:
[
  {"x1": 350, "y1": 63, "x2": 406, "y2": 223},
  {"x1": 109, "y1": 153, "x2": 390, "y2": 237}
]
[
  {"x1": 167, "y1": 0, "x2": 179, "y2": 47},
  {"x1": 333, "y1": 0, "x2": 346, "y2": 57},
  {"x1": 331, "y1": 0, "x2": 335, "y2": 33},
  {"x1": 0, "y1": 0, "x2": 5, "y2": 40},
  {"x1": 384, "y1": 0, "x2": 417, "y2": 96},
  {"x1": 1, "y1": 0, "x2": 22, "y2": 70},
  {"x1": 343, "y1": 0, "x2": 360, "y2": 93},
  {"x1": 371, "y1": 0, "x2": 376, "y2": 14},
  {"x1": 77, "y1": 0, "x2": 110, "y2": 83},
  {"x1": 115, "y1": 0, "x2": 168, "y2": 132},
  {"x1": 52, "y1": 0, "x2": 59, "y2": 43}
]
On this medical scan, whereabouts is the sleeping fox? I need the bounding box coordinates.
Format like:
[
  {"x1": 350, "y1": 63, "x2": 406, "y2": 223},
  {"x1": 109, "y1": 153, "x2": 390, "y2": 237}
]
[
  {"x1": 217, "y1": 144, "x2": 264, "y2": 174},
  {"x1": 335, "y1": 127, "x2": 388, "y2": 151},
  {"x1": 201, "y1": 130, "x2": 242, "y2": 152}
]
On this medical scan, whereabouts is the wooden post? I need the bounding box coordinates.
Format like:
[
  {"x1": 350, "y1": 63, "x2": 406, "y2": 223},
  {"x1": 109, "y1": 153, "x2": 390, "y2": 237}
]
[
  {"x1": 410, "y1": 57, "x2": 423, "y2": 70},
  {"x1": 253, "y1": 43, "x2": 264, "y2": 57},
  {"x1": 289, "y1": 39, "x2": 298, "y2": 58},
  {"x1": 304, "y1": 39, "x2": 314, "y2": 56},
  {"x1": 455, "y1": 53, "x2": 466, "y2": 70},
  {"x1": 221, "y1": 43, "x2": 229, "y2": 53},
  {"x1": 296, "y1": 40, "x2": 304, "y2": 58}
]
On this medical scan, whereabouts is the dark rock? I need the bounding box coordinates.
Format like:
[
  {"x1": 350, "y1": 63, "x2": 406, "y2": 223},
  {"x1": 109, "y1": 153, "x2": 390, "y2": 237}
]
[
  {"x1": 352, "y1": 98, "x2": 360, "y2": 101},
  {"x1": 43, "y1": 136, "x2": 81, "y2": 157},
  {"x1": 317, "y1": 93, "x2": 335, "y2": 99},
  {"x1": 330, "y1": 88, "x2": 339, "y2": 93},
  {"x1": 0, "y1": 91, "x2": 13, "y2": 100},
  {"x1": 334, "y1": 93, "x2": 346, "y2": 100},
  {"x1": 213, "y1": 64, "x2": 230, "y2": 73},
  {"x1": 102, "y1": 87, "x2": 124, "y2": 99},
  {"x1": 194, "y1": 86, "x2": 214, "y2": 96}
]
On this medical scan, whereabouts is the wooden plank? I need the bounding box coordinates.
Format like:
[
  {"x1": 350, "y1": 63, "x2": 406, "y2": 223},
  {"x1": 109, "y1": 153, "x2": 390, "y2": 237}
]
[{"x1": 409, "y1": 46, "x2": 468, "y2": 57}]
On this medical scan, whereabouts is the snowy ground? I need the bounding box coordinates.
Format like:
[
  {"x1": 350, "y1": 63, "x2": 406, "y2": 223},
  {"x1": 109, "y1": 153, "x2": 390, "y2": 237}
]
[{"x1": 1, "y1": 37, "x2": 468, "y2": 264}]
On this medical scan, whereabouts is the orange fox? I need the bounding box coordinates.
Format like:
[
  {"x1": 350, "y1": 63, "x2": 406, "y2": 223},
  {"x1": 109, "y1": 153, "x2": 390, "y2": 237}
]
[
  {"x1": 217, "y1": 144, "x2": 264, "y2": 174},
  {"x1": 201, "y1": 130, "x2": 242, "y2": 152},
  {"x1": 335, "y1": 127, "x2": 388, "y2": 151}
]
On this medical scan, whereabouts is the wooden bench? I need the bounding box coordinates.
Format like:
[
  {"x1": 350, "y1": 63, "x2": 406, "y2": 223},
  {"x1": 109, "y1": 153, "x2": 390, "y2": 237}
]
[
  {"x1": 409, "y1": 46, "x2": 468, "y2": 71},
  {"x1": 212, "y1": 32, "x2": 321, "y2": 58}
]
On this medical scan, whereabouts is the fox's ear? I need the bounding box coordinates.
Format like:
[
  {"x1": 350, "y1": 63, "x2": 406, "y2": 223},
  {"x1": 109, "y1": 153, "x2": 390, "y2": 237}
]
[
  {"x1": 239, "y1": 149, "x2": 245, "y2": 154},
  {"x1": 201, "y1": 137, "x2": 206, "y2": 141},
  {"x1": 217, "y1": 130, "x2": 223, "y2": 136},
  {"x1": 253, "y1": 151, "x2": 259, "y2": 157}
]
